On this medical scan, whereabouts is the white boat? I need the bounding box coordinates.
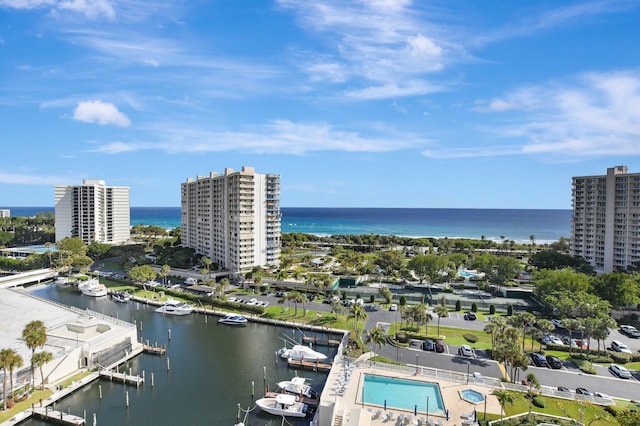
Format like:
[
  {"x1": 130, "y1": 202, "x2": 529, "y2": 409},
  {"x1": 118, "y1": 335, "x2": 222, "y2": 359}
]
[
  {"x1": 78, "y1": 279, "x2": 108, "y2": 297},
  {"x1": 277, "y1": 376, "x2": 318, "y2": 399},
  {"x1": 278, "y1": 345, "x2": 327, "y2": 361},
  {"x1": 255, "y1": 393, "x2": 308, "y2": 418},
  {"x1": 218, "y1": 314, "x2": 248, "y2": 326},
  {"x1": 155, "y1": 299, "x2": 193, "y2": 315},
  {"x1": 111, "y1": 291, "x2": 131, "y2": 303}
]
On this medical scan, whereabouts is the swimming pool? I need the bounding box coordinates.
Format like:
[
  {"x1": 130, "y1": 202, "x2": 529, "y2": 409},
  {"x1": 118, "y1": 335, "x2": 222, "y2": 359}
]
[
  {"x1": 361, "y1": 374, "x2": 445, "y2": 415},
  {"x1": 459, "y1": 389, "x2": 485, "y2": 404}
]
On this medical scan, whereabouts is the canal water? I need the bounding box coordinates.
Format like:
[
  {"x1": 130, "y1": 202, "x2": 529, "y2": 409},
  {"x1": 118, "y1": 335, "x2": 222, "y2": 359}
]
[{"x1": 22, "y1": 285, "x2": 335, "y2": 426}]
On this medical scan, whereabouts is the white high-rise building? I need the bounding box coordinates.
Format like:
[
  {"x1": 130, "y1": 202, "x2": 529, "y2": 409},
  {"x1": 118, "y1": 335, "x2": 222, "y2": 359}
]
[
  {"x1": 55, "y1": 179, "x2": 130, "y2": 244},
  {"x1": 571, "y1": 166, "x2": 640, "y2": 273},
  {"x1": 181, "y1": 167, "x2": 281, "y2": 274},
  {"x1": 0, "y1": 209, "x2": 9, "y2": 218}
]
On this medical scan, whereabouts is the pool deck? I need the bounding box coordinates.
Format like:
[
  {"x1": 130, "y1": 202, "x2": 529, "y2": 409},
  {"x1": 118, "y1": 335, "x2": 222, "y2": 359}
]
[{"x1": 325, "y1": 358, "x2": 501, "y2": 426}]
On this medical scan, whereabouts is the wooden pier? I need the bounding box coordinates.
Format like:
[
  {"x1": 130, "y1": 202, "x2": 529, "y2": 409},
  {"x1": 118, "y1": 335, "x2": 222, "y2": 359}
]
[
  {"x1": 286, "y1": 358, "x2": 332, "y2": 372},
  {"x1": 32, "y1": 407, "x2": 85, "y2": 425},
  {"x1": 143, "y1": 344, "x2": 166, "y2": 355},
  {"x1": 301, "y1": 335, "x2": 340, "y2": 347},
  {"x1": 99, "y1": 370, "x2": 144, "y2": 386}
]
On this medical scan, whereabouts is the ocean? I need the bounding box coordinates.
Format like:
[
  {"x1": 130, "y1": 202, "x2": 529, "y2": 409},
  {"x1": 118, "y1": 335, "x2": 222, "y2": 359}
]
[{"x1": 2, "y1": 206, "x2": 571, "y2": 243}]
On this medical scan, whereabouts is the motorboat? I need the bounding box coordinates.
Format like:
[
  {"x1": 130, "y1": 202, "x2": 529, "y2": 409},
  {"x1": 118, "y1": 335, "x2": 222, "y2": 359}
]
[
  {"x1": 255, "y1": 393, "x2": 308, "y2": 418},
  {"x1": 155, "y1": 299, "x2": 194, "y2": 315},
  {"x1": 277, "y1": 345, "x2": 327, "y2": 361},
  {"x1": 218, "y1": 314, "x2": 248, "y2": 326},
  {"x1": 277, "y1": 376, "x2": 318, "y2": 399},
  {"x1": 111, "y1": 291, "x2": 131, "y2": 303},
  {"x1": 78, "y1": 279, "x2": 108, "y2": 297}
]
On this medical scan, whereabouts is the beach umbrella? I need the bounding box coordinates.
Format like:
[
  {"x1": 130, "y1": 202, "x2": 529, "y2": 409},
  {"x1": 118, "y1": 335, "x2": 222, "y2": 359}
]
[
  {"x1": 414, "y1": 404, "x2": 417, "y2": 416},
  {"x1": 384, "y1": 400, "x2": 387, "y2": 411},
  {"x1": 474, "y1": 408, "x2": 477, "y2": 422}
]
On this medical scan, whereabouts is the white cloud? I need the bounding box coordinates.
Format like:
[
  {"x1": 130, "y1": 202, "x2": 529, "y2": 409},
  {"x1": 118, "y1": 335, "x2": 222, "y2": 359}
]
[
  {"x1": 0, "y1": 0, "x2": 115, "y2": 19},
  {"x1": 73, "y1": 100, "x2": 131, "y2": 127},
  {"x1": 278, "y1": 0, "x2": 461, "y2": 99},
  {"x1": 436, "y1": 70, "x2": 640, "y2": 159},
  {"x1": 0, "y1": 170, "x2": 73, "y2": 185},
  {"x1": 89, "y1": 119, "x2": 431, "y2": 155}
]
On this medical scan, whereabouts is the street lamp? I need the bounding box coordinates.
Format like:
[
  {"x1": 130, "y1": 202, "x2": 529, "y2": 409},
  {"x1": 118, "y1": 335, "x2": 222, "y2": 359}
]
[
  {"x1": 483, "y1": 394, "x2": 487, "y2": 421},
  {"x1": 466, "y1": 361, "x2": 470, "y2": 384}
]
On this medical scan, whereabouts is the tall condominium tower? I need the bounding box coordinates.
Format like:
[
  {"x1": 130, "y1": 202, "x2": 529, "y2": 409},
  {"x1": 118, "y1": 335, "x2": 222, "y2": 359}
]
[
  {"x1": 181, "y1": 166, "x2": 281, "y2": 274},
  {"x1": 54, "y1": 179, "x2": 130, "y2": 244},
  {"x1": 571, "y1": 165, "x2": 640, "y2": 273}
]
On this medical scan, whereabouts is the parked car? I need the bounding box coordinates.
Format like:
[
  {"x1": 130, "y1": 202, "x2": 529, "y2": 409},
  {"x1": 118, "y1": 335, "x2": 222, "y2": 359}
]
[
  {"x1": 389, "y1": 304, "x2": 398, "y2": 311},
  {"x1": 611, "y1": 340, "x2": 633, "y2": 354},
  {"x1": 458, "y1": 344, "x2": 475, "y2": 357},
  {"x1": 545, "y1": 355, "x2": 563, "y2": 369},
  {"x1": 434, "y1": 339, "x2": 446, "y2": 353},
  {"x1": 551, "y1": 319, "x2": 565, "y2": 329},
  {"x1": 620, "y1": 325, "x2": 640, "y2": 338},
  {"x1": 542, "y1": 335, "x2": 564, "y2": 346},
  {"x1": 609, "y1": 364, "x2": 633, "y2": 379},
  {"x1": 575, "y1": 387, "x2": 594, "y2": 396},
  {"x1": 464, "y1": 312, "x2": 477, "y2": 321},
  {"x1": 529, "y1": 353, "x2": 548, "y2": 367},
  {"x1": 557, "y1": 386, "x2": 571, "y2": 393},
  {"x1": 422, "y1": 339, "x2": 435, "y2": 351}
]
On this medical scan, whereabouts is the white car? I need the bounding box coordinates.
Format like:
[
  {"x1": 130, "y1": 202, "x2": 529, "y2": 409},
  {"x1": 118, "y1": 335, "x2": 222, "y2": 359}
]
[
  {"x1": 609, "y1": 364, "x2": 632, "y2": 379},
  {"x1": 551, "y1": 319, "x2": 564, "y2": 329},
  {"x1": 542, "y1": 335, "x2": 564, "y2": 346},
  {"x1": 389, "y1": 304, "x2": 398, "y2": 311},
  {"x1": 458, "y1": 344, "x2": 475, "y2": 357},
  {"x1": 611, "y1": 340, "x2": 632, "y2": 354}
]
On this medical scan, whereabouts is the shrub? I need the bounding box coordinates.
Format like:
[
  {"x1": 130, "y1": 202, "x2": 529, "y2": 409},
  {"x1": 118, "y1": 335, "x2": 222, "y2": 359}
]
[
  {"x1": 610, "y1": 352, "x2": 633, "y2": 364},
  {"x1": 471, "y1": 302, "x2": 478, "y2": 312},
  {"x1": 532, "y1": 396, "x2": 545, "y2": 408},
  {"x1": 572, "y1": 358, "x2": 596, "y2": 374},
  {"x1": 463, "y1": 334, "x2": 478, "y2": 343},
  {"x1": 455, "y1": 300, "x2": 461, "y2": 311},
  {"x1": 489, "y1": 305, "x2": 496, "y2": 315}
]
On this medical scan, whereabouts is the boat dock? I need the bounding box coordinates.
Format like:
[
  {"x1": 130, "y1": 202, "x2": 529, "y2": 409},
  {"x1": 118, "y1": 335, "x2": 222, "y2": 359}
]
[
  {"x1": 32, "y1": 407, "x2": 85, "y2": 425},
  {"x1": 99, "y1": 370, "x2": 144, "y2": 386},
  {"x1": 286, "y1": 358, "x2": 332, "y2": 372},
  {"x1": 301, "y1": 335, "x2": 340, "y2": 347},
  {"x1": 143, "y1": 344, "x2": 166, "y2": 355}
]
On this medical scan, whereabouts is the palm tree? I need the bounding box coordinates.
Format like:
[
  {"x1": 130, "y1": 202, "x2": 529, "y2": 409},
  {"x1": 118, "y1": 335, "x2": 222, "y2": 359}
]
[
  {"x1": 6, "y1": 350, "x2": 23, "y2": 407},
  {"x1": 366, "y1": 326, "x2": 387, "y2": 365},
  {"x1": 159, "y1": 264, "x2": 171, "y2": 286},
  {"x1": 22, "y1": 320, "x2": 47, "y2": 395},
  {"x1": 201, "y1": 256, "x2": 212, "y2": 280},
  {"x1": 524, "y1": 373, "x2": 540, "y2": 421},
  {"x1": 349, "y1": 304, "x2": 367, "y2": 339},
  {"x1": 434, "y1": 305, "x2": 448, "y2": 337},
  {"x1": 0, "y1": 348, "x2": 17, "y2": 410},
  {"x1": 32, "y1": 351, "x2": 53, "y2": 389},
  {"x1": 492, "y1": 389, "x2": 514, "y2": 425}
]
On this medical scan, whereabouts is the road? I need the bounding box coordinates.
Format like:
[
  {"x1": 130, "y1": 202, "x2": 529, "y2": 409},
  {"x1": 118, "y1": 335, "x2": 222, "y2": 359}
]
[{"x1": 220, "y1": 292, "x2": 640, "y2": 400}]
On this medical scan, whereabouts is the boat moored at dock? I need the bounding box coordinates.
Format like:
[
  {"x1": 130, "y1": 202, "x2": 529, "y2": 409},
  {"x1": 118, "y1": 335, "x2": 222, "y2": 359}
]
[
  {"x1": 78, "y1": 279, "x2": 108, "y2": 297},
  {"x1": 278, "y1": 344, "x2": 327, "y2": 361},
  {"x1": 218, "y1": 314, "x2": 248, "y2": 325},
  {"x1": 255, "y1": 393, "x2": 308, "y2": 418},
  {"x1": 155, "y1": 299, "x2": 193, "y2": 315}
]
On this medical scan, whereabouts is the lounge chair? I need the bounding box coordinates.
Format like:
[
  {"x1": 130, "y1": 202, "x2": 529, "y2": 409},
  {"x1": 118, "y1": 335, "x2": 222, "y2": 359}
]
[
  {"x1": 373, "y1": 410, "x2": 382, "y2": 419},
  {"x1": 435, "y1": 419, "x2": 444, "y2": 426}
]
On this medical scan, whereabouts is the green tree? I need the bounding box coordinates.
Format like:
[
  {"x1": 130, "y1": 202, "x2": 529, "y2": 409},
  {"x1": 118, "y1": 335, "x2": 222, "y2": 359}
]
[
  {"x1": 32, "y1": 351, "x2": 53, "y2": 389},
  {"x1": 6, "y1": 350, "x2": 23, "y2": 406},
  {"x1": 129, "y1": 265, "x2": 157, "y2": 288},
  {"x1": 349, "y1": 303, "x2": 367, "y2": 339},
  {"x1": 591, "y1": 272, "x2": 640, "y2": 310},
  {"x1": 0, "y1": 348, "x2": 20, "y2": 410},
  {"x1": 56, "y1": 237, "x2": 86, "y2": 256},
  {"x1": 524, "y1": 373, "x2": 540, "y2": 421},
  {"x1": 159, "y1": 264, "x2": 171, "y2": 286},
  {"x1": 378, "y1": 286, "x2": 393, "y2": 304},
  {"x1": 533, "y1": 269, "x2": 591, "y2": 300},
  {"x1": 408, "y1": 255, "x2": 446, "y2": 283},
  {"x1": 366, "y1": 326, "x2": 387, "y2": 364},
  {"x1": 374, "y1": 250, "x2": 406, "y2": 277},
  {"x1": 492, "y1": 389, "x2": 514, "y2": 425},
  {"x1": 434, "y1": 305, "x2": 448, "y2": 337},
  {"x1": 22, "y1": 320, "x2": 47, "y2": 395}
]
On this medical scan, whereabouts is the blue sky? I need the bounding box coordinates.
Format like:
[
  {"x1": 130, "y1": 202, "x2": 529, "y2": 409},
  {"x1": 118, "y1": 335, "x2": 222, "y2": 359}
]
[{"x1": 1, "y1": 0, "x2": 639, "y2": 209}]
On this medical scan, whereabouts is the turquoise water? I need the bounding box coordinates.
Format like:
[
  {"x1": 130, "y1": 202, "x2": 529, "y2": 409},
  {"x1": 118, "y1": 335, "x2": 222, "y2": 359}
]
[
  {"x1": 362, "y1": 374, "x2": 445, "y2": 415},
  {"x1": 458, "y1": 270, "x2": 474, "y2": 278},
  {"x1": 3, "y1": 206, "x2": 571, "y2": 243},
  {"x1": 459, "y1": 389, "x2": 485, "y2": 404}
]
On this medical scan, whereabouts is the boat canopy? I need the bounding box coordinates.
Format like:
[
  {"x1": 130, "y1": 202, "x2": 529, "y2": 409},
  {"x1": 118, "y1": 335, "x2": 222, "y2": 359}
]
[{"x1": 275, "y1": 394, "x2": 297, "y2": 405}]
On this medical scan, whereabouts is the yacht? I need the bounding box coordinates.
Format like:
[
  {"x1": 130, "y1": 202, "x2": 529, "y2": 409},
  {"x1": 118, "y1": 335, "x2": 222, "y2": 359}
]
[
  {"x1": 111, "y1": 291, "x2": 131, "y2": 303},
  {"x1": 277, "y1": 345, "x2": 327, "y2": 361},
  {"x1": 78, "y1": 279, "x2": 108, "y2": 297},
  {"x1": 155, "y1": 299, "x2": 194, "y2": 316},
  {"x1": 218, "y1": 314, "x2": 248, "y2": 326},
  {"x1": 255, "y1": 393, "x2": 308, "y2": 418},
  {"x1": 277, "y1": 376, "x2": 318, "y2": 400}
]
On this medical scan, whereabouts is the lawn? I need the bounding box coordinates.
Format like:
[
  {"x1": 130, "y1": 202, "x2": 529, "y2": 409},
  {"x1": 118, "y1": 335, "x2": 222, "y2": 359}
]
[{"x1": 500, "y1": 391, "x2": 617, "y2": 426}]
